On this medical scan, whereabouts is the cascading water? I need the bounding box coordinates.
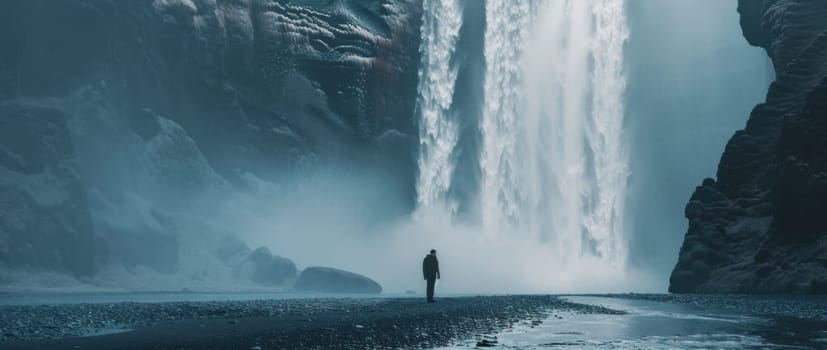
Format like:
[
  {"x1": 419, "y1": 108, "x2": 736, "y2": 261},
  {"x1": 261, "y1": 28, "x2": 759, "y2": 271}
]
[
  {"x1": 415, "y1": 0, "x2": 464, "y2": 210},
  {"x1": 479, "y1": 1, "x2": 531, "y2": 227},
  {"x1": 586, "y1": 0, "x2": 630, "y2": 264},
  {"x1": 415, "y1": 0, "x2": 630, "y2": 290}
]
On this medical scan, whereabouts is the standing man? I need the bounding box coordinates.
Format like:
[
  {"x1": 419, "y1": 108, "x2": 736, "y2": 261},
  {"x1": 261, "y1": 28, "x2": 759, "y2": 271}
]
[{"x1": 422, "y1": 249, "x2": 440, "y2": 302}]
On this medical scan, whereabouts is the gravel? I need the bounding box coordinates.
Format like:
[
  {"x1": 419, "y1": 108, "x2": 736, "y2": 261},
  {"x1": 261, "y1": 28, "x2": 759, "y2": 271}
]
[{"x1": 0, "y1": 295, "x2": 624, "y2": 349}]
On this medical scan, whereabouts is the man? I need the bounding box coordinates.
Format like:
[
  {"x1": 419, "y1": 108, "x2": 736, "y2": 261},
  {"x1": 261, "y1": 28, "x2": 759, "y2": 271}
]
[{"x1": 422, "y1": 249, "x2": 440, "y2": 302}]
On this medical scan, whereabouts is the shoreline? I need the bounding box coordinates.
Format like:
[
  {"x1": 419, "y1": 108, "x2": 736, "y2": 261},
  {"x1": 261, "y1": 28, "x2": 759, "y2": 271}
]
[
  {"x1": 4, "y1": 294, "x2": 827, "y2": 349},
  {"x1": 0, "y1": 295, "x2": 618, "y2": 349}
]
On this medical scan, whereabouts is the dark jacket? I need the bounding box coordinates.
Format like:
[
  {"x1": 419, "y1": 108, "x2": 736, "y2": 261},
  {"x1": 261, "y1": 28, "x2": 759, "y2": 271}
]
[{"x1": 422, "y1": 255, "x2": 440, "y2": 279}]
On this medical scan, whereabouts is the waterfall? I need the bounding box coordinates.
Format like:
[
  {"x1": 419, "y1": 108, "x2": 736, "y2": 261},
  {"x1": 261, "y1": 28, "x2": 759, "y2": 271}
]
[
  {"x1": 415, "y1": 0, "x2": 463, "y2": 210},
  {"x1": 479, "y1": 0, "x2": 531, "y2": 227},
  {"x1": 479, "y1": 0, "x2": 630, "y2": 268},
  {"x1": 587, "y1": 0, "x2": 630, "y2": 263},
  {"x1": 415, "y1": 0, "x2": 630, "y2": 286}
]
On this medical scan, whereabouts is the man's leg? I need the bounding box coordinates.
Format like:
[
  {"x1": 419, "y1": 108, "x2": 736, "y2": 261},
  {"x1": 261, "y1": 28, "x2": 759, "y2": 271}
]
[{"x1": 426, "y1": 277, "x2": 435, "y2": 301}]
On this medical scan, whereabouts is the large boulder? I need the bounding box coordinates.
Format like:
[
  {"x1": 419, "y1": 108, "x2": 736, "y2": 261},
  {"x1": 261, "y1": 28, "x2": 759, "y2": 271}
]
[
  {"x1": 239, "y1": 246, "x2": 297, "y2": 286},
  {"x1": 294, "y1": 267, "x2": 382, "y2": 294}
]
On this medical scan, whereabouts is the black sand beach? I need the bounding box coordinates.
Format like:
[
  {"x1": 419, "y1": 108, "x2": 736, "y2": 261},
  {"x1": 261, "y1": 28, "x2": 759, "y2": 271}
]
[{"x1": 0, "y1": 295, "x2": 619, "y2": 350}]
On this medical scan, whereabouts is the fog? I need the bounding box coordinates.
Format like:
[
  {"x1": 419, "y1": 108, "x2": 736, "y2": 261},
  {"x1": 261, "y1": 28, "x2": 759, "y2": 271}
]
[
  {"x1": 1, "y1": 0, "x2": 772, "y2": 295},
  {"x1": 623, "y1": 0, "x2": 772, "y2": 289},
  {"x1": 255, "y1": 0, "x2": 773, "y2": 294}
]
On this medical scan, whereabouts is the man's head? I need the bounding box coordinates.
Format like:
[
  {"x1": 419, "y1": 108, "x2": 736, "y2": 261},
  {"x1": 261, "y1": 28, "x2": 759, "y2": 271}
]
[{"x1": 430, "y1": 249, "x2": 436, "y2": 256}]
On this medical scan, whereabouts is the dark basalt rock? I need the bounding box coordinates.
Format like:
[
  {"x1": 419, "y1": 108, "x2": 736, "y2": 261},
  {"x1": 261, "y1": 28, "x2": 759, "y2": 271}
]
[
  {"x1": 0, "y1": 0, "x2": 423, "y2": 184},
  {"x1": 670, "y1": 0, "x2": 827, "y2": 293},
  {"x1": 217, "y1": 239, "x2": 296, "y2": 286},
  {"x1": 244, "y1": 247, "x2": 297, "y2": 286},
  {"x1": 0, "y1": 1, "x2": 422, "y2": 278},
  {"x1": 294, "y1": 266, "x2": 382, "y2": 294}
]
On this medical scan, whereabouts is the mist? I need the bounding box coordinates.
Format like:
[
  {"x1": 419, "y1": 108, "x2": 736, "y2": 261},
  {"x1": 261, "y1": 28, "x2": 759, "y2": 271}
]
[
  {"x1": 5, "y1": 1, "x2": 827, "y2": 348},
  {"x1": 0, "y1": 0, "x2": 772, "y2": 295},
  {"x1": 624, "y1": 0, "x2": 773, "y2": 288}
]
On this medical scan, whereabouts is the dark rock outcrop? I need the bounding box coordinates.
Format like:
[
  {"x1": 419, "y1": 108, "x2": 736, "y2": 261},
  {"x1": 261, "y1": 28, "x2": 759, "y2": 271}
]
[
  {"x1": 215, "y1": 238, "x2": 296, "y2": 286},
  {"x1": 0, "y1": 0, "x2": 423, "y2": 178},
  {"x1": 670, "y1": 0, "x2": 827, "y2": 293},
  {"x1": 242, "y1": 246, "x2": 297, "y2": 286},
  {"x1": 294, "y1": 266, "x2": 382, "y2": 294},
  {"x1": 0, "y1": 1, "x2": 423, "y2": 281}
]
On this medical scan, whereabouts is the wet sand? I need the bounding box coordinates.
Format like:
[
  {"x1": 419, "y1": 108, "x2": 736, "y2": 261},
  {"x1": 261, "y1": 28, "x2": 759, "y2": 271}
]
[{"x1": 0, "y1": 295, "x2": 618, "y2": 349}]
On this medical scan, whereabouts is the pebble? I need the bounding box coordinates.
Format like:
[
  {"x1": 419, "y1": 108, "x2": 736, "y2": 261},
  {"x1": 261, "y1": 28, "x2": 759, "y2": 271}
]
[
  {"x1": 5, "y1": 294, "x2": 758, "y2": 348},
  {"x1": 476, "y1": 338, "x2": 498, "y2": 347}
]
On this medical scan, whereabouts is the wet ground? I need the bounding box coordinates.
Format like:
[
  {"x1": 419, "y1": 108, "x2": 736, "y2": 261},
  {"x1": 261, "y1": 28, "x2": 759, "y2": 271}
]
[
  {"x1": 1, "y1": 293, "x2": 825, "y2": 349},
  {"x1": 440, "y1": 295, "x2": 827, "y2": 349}
]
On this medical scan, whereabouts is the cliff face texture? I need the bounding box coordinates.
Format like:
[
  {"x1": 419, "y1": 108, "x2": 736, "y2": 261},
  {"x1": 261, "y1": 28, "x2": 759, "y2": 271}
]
[
  {"x1": 670, "y1": 0, "x2": 827, "y2": 293},
  {"x1": 0, "y1": 0, "x2": 422, "y2": 278}
]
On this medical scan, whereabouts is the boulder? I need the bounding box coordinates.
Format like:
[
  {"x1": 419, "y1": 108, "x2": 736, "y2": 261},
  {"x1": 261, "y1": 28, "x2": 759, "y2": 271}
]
[
  {"x1": 294, "y1": 267, "x2": 382, "y2": 294},
  {"x1": 241, "y1": 246, "x2": 297, "y2": 286}
]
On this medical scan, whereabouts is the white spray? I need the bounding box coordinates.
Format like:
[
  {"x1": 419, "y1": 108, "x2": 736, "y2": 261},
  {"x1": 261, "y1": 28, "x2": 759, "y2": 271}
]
[
  {"x1": 415, "y1": 0, "x2": 632, "y2": 292},
  {"x1": 415, "y1": 0, "x2": 464, "y2": 211}
]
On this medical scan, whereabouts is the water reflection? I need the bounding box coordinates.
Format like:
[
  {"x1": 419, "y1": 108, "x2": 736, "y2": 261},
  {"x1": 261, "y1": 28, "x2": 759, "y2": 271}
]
[{"x1": 439, "y1": 296, "x2": 827, "y2": 349}]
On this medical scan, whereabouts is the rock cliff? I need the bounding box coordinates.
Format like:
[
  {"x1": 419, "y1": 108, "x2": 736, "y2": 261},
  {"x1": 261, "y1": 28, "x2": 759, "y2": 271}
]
[
  {"x1": 0, "y1": 0, "x2": 422, "y2": 281},
  {"x1": 670, "y1": 0, "x2": 827, "y2": 293}
]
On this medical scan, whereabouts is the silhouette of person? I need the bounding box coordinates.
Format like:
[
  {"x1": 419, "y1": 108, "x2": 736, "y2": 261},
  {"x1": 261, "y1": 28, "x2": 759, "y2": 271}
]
[{"x1": 422, "y1": 249, "x2": 440, "y2": 302}]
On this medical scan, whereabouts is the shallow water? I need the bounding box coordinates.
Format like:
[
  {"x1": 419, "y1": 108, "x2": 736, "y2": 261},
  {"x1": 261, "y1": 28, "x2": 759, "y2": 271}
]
[{"x1": 439, "y1": 296, "x2": 827, "y2": 349}]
